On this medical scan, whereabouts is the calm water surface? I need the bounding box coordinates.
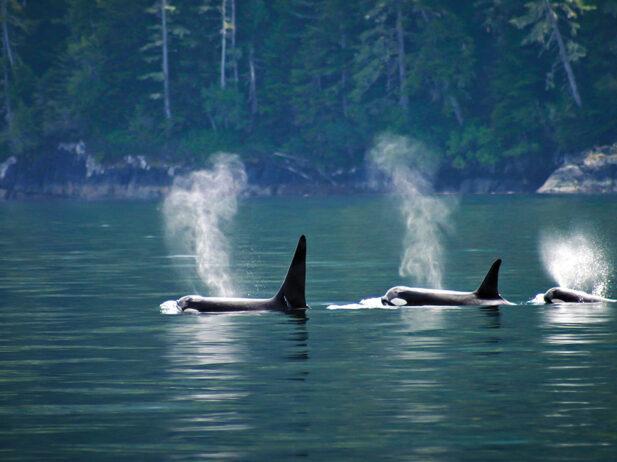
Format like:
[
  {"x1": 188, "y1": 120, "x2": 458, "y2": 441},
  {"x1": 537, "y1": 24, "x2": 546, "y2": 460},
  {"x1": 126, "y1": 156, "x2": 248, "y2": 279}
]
[{"x1": 1, "y1": 195, "x2": 616, "y2": 461}]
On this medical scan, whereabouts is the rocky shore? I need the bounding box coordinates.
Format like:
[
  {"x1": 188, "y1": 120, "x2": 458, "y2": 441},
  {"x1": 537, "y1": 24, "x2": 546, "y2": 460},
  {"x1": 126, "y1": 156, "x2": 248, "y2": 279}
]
[
  {"x1": 537, "y1": 143, "x2": 617, "y2": 194},
  {"x1": 0, "y1": 143, "x2": 371, "y2": 200},
  {"x1": 2, "y1": 141, "x2": 616, "y2": 200}
]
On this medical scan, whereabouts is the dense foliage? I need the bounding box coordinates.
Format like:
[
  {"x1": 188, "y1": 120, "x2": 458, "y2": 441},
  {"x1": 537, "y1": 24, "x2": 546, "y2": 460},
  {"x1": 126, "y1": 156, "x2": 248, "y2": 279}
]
[{"x1": 1, "y1": 0, "x2": 616, "y2": 178}]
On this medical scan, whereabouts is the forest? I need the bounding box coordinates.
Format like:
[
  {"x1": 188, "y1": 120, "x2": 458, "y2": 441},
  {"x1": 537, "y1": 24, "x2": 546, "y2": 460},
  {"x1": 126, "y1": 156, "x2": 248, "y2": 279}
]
[{"x1": 1, "y1": 0, "x2": 616, "y2": 182}]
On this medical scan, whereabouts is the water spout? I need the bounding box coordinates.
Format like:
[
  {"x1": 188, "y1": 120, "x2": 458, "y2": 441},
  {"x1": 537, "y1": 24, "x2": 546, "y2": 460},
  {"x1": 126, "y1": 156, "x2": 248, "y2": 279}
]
[
  {"x1": 163, "y1": 153, "x2": 247, "y2": 296},
  {"x1": 539, "y1": 230, "x2": 612, "y2": 296},
  {"x1": 369, "y1": 134, "x2": 456, "y2": 288}
]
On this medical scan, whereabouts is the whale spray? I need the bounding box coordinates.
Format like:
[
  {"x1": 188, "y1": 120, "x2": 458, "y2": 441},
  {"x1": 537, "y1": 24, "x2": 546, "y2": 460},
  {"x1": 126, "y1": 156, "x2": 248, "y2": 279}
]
[
  {"x1": 539, "y1": 229, "x2": 612, "y2": 297},
  {"x1": 163, "y1": 153, "x2": 247, "y2": 297},
  {"x1": 369, "y1": 134, "x2": 456, "y2": 289}
]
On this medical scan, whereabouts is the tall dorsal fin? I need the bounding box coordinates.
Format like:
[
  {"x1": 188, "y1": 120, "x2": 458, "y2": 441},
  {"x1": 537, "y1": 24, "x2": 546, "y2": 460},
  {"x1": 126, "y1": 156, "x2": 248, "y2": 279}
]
[
  {"x1": 474, "y1": 259, "x2": 502, "y2": 299},
  {"x1": 273, "y1": 235, "x2": 307, "y2": 310}
]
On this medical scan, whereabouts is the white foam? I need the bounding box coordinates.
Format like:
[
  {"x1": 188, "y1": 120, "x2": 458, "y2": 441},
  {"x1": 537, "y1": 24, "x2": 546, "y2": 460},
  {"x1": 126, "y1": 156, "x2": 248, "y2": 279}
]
[
  {"x1": 160, "y1": 300, "x2": 182, "y2": 315},
  {"x1": 327, "y1": 297, "x2": 395, "y2": 310},
  {"x1": 528, "y1": 293, "x2": 547, "y2": 305}
]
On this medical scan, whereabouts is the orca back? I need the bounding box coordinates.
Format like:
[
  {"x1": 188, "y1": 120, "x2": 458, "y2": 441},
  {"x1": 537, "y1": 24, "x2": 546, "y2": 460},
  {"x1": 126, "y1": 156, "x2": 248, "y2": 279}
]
[
  {"x1": 274, "y1": 235, "x2": 308, "y2": 310},
  {"x1": 474, "y1": 259, "x2": 503, "y2": 300}
]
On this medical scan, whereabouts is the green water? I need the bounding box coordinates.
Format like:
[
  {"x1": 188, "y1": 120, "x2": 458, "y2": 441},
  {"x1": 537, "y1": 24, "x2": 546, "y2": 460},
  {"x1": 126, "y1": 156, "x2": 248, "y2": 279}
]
[{"x1": 1, "y1": 195, "x2": 617, "y2": 461}]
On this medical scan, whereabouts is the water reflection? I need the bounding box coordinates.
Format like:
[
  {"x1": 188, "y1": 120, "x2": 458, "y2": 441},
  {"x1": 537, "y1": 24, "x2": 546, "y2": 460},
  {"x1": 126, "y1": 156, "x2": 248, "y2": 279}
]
[
  {"x1": 538, "y1": 302, "x2": 615, "y2": 455},
  {"x1": 165, "y1": 313, "x2": 246, "y2": 378},
  {"x1": 477, "y1": 307, "x2": 503, "y2": 354},
  {"x1": 396, "y1": 307, "x2": 448, "y2": 363},
  {"x1": 284, "y1": 315, "x2": 310, "y2": 362},
  {"x1": 480, "y1": 306, "x2": 501, "y2": 329},
  {"x1": 399, "y1": 305, "x2": 450, "y2": 332},
  {"x1": 162, "y1": 312, "x2": 310, "y2": 458},
  {"x1": 541, "y1": 304, "x2": 610, "y2": 368},
  {"x1": 399, "y1": 305, "x2": 501, "y2": 332},
  {"x1": 393, "y1": 307, "x2": 448, "y2": 428},
  {"x1": 542, "y1": 303, "x2": 613, "y2": 327},
  {"x1": 393, "y1": 305, "x2": 509, "y2": 445}
]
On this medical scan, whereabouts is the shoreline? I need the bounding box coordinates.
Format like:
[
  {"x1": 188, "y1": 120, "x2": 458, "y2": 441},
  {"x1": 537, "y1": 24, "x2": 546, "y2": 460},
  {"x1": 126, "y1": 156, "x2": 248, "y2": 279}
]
[{"x1": 2, "y1": 142, "x2": 616, "y2": 200}]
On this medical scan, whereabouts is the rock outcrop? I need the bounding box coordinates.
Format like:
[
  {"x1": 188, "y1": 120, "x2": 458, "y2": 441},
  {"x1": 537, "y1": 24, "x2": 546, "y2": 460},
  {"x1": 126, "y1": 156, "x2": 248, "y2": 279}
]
[
  {"x1": 8, "y1": 140, "x2": 605, "y2": 199},
  {"x1": 0, "y1": 143, "x2": 178, "y2": 200},
  {"x1": 0, "y1": 144, "x2": 371, "y2": 200},
  {"x1": 538, "y1": 144, "x2": 617, "y2": 194}
]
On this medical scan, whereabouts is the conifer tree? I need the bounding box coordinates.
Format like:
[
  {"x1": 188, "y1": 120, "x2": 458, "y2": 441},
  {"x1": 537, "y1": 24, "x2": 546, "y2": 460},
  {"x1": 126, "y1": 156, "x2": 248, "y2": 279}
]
[
  {"x1": 0, "y1": 0, "x2": 26, "y2": 151},
  {"x1": 353, "y1": 0, "x2": 409, "y2": 112},
  {"x1": 141, "y1": 0, "x2": 189, "y2": 121},
  {"x1": 407, "y1": 3, "x2": 475, "y2": 126},
  {"x1": 511, "y1": 0, "x2": 593, "y2": 107}
]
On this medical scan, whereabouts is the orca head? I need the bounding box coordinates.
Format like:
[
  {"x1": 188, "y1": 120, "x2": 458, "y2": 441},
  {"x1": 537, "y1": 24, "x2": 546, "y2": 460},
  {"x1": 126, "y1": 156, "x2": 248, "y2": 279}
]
[{"x1": 381, "y1": 287, "x2": 408, "y2": 306}]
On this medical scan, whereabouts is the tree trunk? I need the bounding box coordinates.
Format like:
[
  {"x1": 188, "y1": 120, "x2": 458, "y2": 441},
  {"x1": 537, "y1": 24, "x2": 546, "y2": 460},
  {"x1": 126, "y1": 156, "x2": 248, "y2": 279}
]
[
  {"x1": 418, "y1": 7, "x2": 462, "y2": 124},
  {"x1": 208, "y1": 113, "x2": 217, "y2": 132},
  {"x1": 231, "y1": 0, "x2": 238, "y2": 84},
  {"x1": 449, "y1": 95, "x2": 463, "y2": 126},
  {"x1": 340, "y1": 31, "x2": 348, "y2": 118},
  {"x1": 220, "y1": 0, "x2": 227, "y2": 89},
  {"x1": 161, "y1": 0, "x2": 172, "y2": 119},
  {"x1": 2, "y1": 58, "x2": 11, "y2": 129},
  {"x1": 1, "y1": 0, "x2": 13, "y2": 68},
  {"x1": 1, "y1": 0, "x2": 13, "y2": 131},
  {"x1": 396, "y1": 6, "x2": 408, "y2": 111},
  {"x1": 544, "y1": 0, "x2": 582, "y2": 107},
  {"x1": 248, "y1": 45, "x2": 258, "y2": 115},
  {"x1": 248, "y1": 45, "x2": 257, "y2": 133}
]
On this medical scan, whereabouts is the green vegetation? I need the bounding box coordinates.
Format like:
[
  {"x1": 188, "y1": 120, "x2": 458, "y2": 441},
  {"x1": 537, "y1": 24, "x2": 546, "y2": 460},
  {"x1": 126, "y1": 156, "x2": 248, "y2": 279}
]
[{"x1": 1, "y1": 0, "x2": 616, "y2": 175}]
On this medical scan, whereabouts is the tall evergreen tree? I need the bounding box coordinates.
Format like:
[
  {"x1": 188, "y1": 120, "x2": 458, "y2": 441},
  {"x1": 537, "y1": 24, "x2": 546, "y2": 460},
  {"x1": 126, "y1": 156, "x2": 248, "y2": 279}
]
[
  {"x1": 287, "y1": 0, "x2": 363, "y2": 163},
  {"x1": 1, "y1": 0, "x2": 616, "y2": 180},
  {"x1": 141, "y1": 0, "x2": 189, "y2": 123},
  {"x1": 0, "y1": 0, "x2": 28, "y2": 152},
  {"x1": 511, "y1": 0, "x2": 593, "y2": 107},
  {"x1": 352, "y1": 0, "x2": 409, "y2": 113},
  {"x1": 196, "y1": 0, "x2": 247, "y2": 135},
  {"x1": 233, "y1": 0, "x2": 268, "y2": 132},
  {"x1": 407, "y1": 2, "x2": 475, "y2": 127}
]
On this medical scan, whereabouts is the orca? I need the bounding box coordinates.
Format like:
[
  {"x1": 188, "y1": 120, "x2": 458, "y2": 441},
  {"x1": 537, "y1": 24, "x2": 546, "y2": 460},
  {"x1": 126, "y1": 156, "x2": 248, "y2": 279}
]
[
  {"x1": 381, "y1": 259, "x2": 513, "y2": 307},
  {"x1": 543, "y1": 287, "x2": 616, "y2": 304},
  {"x1": 164, "y1": 235, "x2": 309, "y2": 314}
]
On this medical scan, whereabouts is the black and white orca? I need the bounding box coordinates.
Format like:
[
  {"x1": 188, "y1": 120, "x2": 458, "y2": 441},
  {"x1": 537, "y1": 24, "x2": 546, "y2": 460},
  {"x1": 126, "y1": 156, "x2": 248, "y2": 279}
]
[
  {"x1": 543, "y1": 287, "x2": 616, "y2": 304},
  {"x1": 381, "y1": 259, "x2": 513, "y2": 307},
  {"x1": 163, "y1": 235, "x2": 309, "y2": 314}
]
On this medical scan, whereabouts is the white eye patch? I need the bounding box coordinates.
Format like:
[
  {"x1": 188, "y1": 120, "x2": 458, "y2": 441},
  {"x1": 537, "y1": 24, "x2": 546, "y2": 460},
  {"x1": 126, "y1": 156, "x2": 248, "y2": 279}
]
[{"x1": 390, "y1": 297, "x2": 407, "y2": 306}]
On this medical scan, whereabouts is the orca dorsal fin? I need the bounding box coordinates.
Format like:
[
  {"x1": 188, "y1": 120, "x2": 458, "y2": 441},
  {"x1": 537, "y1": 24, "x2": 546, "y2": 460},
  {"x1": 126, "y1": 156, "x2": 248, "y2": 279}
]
[
  {"x1": 474, "y1": 259, "x2": 502, "y2": 299},
  {"x1": 274, "y1": 235, "x2": 307, "y2": 310}
]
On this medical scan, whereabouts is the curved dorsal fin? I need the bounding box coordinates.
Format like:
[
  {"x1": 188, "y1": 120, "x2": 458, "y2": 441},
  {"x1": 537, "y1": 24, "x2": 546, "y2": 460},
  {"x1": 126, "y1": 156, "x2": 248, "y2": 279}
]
[
  {"x1": 274, "y1": 235, "x2": 307, "y2": 310},
  {"x1": 474, "y1": 259, "x2": 502, "y2": 299}
]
